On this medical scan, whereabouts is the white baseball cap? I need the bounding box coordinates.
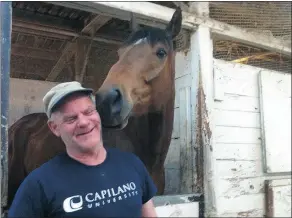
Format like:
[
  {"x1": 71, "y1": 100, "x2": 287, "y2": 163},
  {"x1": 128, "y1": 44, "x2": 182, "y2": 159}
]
[{"x1": 43, "y1": 81, "x2": 93, "y2": 118}]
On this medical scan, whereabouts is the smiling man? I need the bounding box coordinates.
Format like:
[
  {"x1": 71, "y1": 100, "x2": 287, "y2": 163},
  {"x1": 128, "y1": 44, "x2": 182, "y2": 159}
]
[{"x1": 8, "y1": 81, "x2": 158, "y2": 218}]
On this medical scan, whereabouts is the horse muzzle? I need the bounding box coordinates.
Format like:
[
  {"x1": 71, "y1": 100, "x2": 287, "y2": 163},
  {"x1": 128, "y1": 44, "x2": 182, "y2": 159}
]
[{"x1": 95, "y1": 86, "x2": 132, "y2": 130}]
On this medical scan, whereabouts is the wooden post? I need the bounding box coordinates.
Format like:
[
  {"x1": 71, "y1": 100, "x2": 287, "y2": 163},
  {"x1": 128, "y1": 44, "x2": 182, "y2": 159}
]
[
  {"x1": 189, "y1": 2, "x2": 217, "y2": 217},
  {"x1": 0, "y1": 2, "x2": 12, "y2": 216}
]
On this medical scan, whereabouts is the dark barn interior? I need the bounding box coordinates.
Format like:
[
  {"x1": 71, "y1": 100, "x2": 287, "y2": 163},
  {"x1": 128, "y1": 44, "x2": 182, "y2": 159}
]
[{"x1": 10, "y1": 1, "x2": 291, "y2": 91}]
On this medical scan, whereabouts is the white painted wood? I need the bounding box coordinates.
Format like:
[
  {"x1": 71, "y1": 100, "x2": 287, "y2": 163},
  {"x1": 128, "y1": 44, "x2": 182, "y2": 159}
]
[
  {"x1": 174, "y1": 74, "x2": 192, "y2": 108},
  {"x1": 214, "y1": 109, "x2": 261, "y2": 128},
  {"x1": 217, "y1": 193, "x2": 264, "y2": 216},
  {"x1": 9, "y1": 78, "x2": 58, "y2": 126},
  {"x1": 219, "y1": 209, "x2": 264, "y2": 217},
  {"x1": 214, "y1": 143, "x2": 261, "y2": 161},
  {"x1": 214, "y1": 94, "x2": 260, "y2": 113},
  {"x1": 175, "y1": 52, "x2": 191, "y2": 79},
  {"x1": 54, "y1": 2, "x2": 291, "y2": 55},
  {"x1": 190, "y1": 24, "x2": 217, "y2": 216},
  {"x1": 216, "y1": 177, "x2": 264, "y2": 198},
  {"x1": 155, "y1": 202, "x2": 199, "y2": 217},
  {"x1": 213, "y1": 66, "x2": 225, "y2": 101},
  {"x1": 215, "y1": 160, "x2": 263, "y2": 178},
  {"x1": 212, "y1": 59, "x2": 292, "y2": 217},
  {"x1": 171, "y1": 108, "x2": 179, "y2": 139},
  {"x1": 153, "y1": 194, "x2": 200, "y2": 217},
  {"x1": 259, "y1": 70, "x2": 291, "y2": 173},
  {"x1": 215, "y1": 126, "x2": 261, "y2": 144},
  {"x1": 214, "y1": 60, "x2": 261, "y2": 97},
  {"x1": 266, "y1": 178, "x2": 291, "y2": 217}
]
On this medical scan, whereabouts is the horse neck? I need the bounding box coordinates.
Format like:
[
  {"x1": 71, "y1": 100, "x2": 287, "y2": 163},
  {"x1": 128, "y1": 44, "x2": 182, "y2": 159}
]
[{"x1": 124, "y1": 64, "x2": 175, "y2": 170}]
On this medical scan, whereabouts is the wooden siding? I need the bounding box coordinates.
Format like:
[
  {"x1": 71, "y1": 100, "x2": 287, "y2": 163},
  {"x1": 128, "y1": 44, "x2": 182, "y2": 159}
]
[
  {"x1": 212, "y1": 59, "x2": 291, "y2": 217},
  {"x1": 259, "y1": 70, "x2": 291, "y2": 173},
  {"x1": 164, "y1": 51, "x2": 196, "y2": 195}
]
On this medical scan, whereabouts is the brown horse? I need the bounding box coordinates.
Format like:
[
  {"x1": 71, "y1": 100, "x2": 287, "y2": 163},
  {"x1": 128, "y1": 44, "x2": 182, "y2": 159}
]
[{"x1": 6, "y1": 8, "x2": 182, "y2": 210}]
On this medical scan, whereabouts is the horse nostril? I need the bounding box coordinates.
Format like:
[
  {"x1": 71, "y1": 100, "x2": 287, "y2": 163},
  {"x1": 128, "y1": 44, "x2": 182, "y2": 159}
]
[
  {"x1": 112, "y1": 89, "x2": 121, "y2": 104},
  {"x1": 109, "y1": 88, "x2": 122, "y2": 115}
]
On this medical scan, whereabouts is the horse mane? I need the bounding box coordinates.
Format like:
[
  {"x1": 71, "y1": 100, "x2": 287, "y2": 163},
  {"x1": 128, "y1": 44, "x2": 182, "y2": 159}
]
[{"x1": 123, "y1": 26, "x2": 175, "y2": 51}]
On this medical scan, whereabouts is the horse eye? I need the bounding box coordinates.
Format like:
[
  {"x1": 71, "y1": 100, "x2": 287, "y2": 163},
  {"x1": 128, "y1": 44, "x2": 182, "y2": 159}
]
[{"x1": 156, "y1": 48, "x2": 167, "y2": 59}]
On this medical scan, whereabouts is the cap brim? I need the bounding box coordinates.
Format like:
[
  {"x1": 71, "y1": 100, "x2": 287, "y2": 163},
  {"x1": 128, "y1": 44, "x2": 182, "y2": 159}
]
[{"x1": 49, "y1": 88, "x2": 93, "y2": 116}]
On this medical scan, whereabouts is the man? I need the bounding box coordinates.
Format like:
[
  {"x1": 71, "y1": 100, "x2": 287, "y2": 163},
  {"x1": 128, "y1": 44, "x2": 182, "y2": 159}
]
[{"x1": 8, "y1": 81, "x2": 158, "y2": 217}]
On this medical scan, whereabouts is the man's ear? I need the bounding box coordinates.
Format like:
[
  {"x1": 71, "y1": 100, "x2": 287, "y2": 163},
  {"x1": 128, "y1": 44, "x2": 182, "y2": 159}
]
[{"x1": 47, "y1": 120, "x2": 61, "y2": 137}]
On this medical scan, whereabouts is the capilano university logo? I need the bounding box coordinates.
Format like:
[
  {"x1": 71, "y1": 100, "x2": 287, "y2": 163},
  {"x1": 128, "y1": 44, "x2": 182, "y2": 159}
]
[{"x1": 63, "y1": 182, "x2": 138, "y2": 213}]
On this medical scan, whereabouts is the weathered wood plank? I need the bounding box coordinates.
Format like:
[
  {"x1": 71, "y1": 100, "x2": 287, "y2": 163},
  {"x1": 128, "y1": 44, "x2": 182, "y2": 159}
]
[
  {"x1": 179, "y1": 86, "x2": 193, "y2": 194},
  {"x1": 171, "y1": 108, "x2": 179, "y2": 139},
  {"x1": 213, "y1": 94, "x2": 259, "y2": 113},
  {"x1": 155, "y1": 202, "x2": 199, "y2": 217},
  {"x1": 164, "y1": 139, "x2": 180, "y2": 169},
  {"x1": 191, "y1": 23, "x2": 217, "y2": 216},
  {"x1": 164, "y1": 168, "x2": 180, "y2": 195},
  {"x1": 215, "y1": 126, "x2": 261, "y2": 144},
  {"x1": 259, "y1": 70, "x2": 291, "y2": 173},
  {"x1": 219, "y1": 209, "x2": 264, "y2": 217},
  {"x1": 215, "y1": 160, "x2": 263, "y2": 178},
  {"x1": 214, "y1": 109, "x2": 260, "y2": 128},
  {"x1": 217, "y1": 193, "x2": 264, "y2": 215},
  {"x1": 153, "y1": 194, "x2": 200, "y2": 217},
  {"x1": 174, "y1": 74, "x2": 191, "y2": 108},
  {"x1": 216, "y1": 177, "x2": 264, "y2": 199},
  {"x1": 214, "y1": 143, "x2": 261, "y2": 161},
  {"x1": 265, "y1": 178, "x2": 291, "y2": 217},
  {"x1": 213, "y1": 60, "x2": 261, "y2": 97},
  {"x1": 175, "y1": 52, "x2": 191, "y2": 79}
]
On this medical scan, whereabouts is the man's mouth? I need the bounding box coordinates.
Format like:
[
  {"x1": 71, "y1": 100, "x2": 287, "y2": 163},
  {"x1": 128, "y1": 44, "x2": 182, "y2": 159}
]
[{"x1": 76, "y1": 127, "x2": 94, "y2": 137}]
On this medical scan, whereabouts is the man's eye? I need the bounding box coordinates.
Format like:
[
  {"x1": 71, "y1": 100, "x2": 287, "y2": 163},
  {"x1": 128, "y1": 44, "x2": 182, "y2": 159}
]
[
  {"x1": 85, "y1": 109, "x2": 96, "y2": 115},
  {"x1": 65, "y1": 117, "x2": 76, "y2": 123}
]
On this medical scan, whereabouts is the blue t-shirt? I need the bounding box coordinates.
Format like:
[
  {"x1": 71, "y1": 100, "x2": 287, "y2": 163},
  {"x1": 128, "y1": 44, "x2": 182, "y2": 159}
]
[{"x1": 8, "y1": 147, "x2": 157, "y2": 217}]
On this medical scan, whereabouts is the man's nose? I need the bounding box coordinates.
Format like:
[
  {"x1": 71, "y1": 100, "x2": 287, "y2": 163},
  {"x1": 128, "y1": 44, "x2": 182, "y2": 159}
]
[{"x1": 77, "y1": 115, "x2": 89, "y2": 127}]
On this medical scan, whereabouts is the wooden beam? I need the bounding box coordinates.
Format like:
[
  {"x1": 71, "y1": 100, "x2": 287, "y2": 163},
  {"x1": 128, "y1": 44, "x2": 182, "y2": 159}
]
[
  {"x1": 74, "y1": 38, "x2": 94, "y2": 83},
  {"x1": 12, "y1": 26, "x2": 72, "y2": 40},
  {"x1": 172, "y1": 2, "x2": 189, "y2": 12},
  {"x1": 12, "y1": 8, "x2": 84, "y2": 32},
  {"x1": 50, "y1": 1, "x2": 291, "y2": 56},
  {"x1": 46, "y1": 14, "x2": 112, "y2": 82},
  {"x1": 12, "y1": 20, "x2": 121, "y2": 45},
  {"x1": 82, "y1": 14, "x2": 111, "y2": 35},
  {"x1": 45, "y1": 42, "x2": 75, "y2": 81},
  {"x1": 11, "y1": 44, "x2": 60, "y2": 61}
]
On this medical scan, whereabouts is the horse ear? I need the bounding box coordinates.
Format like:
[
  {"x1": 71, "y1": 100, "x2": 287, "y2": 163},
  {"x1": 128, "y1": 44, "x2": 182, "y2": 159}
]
[
  {"x1": 165, "y1": 7, "x2": 182, "y2": 39},
  {"x1": 130, "y1": 12, "x2": 140, "y2": 32}
]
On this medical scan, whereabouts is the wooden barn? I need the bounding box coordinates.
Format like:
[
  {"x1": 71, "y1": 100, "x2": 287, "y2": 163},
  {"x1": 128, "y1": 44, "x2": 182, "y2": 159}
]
[{"x1": 1, "y1": 1, "x2": 291, "y2": 217}]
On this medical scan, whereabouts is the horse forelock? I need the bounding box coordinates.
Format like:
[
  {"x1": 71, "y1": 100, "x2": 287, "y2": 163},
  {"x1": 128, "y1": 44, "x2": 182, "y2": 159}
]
[{"x1": 123, "y1": 27, "x2": 173, "y2": 51}]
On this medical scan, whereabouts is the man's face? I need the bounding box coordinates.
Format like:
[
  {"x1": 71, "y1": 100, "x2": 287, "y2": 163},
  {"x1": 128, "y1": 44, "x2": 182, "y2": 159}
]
[{"x1": 48, "y1": 93, "x2": 102, "y2": 154}]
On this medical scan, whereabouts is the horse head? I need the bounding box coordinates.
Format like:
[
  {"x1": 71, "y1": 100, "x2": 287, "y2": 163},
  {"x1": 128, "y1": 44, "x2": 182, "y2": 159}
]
[{"x1": 95, "y1": 8, "x2": 182, "y2": 129}]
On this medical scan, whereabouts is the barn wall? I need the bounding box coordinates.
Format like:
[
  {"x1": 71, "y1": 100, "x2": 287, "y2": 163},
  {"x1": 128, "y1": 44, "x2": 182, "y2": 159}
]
[
  {"x1": 212, "y1": 59, "x2": 291, "y2": 217},
  {"x1": 9, "y1": 78, "x2": 58, "y2": 126}
]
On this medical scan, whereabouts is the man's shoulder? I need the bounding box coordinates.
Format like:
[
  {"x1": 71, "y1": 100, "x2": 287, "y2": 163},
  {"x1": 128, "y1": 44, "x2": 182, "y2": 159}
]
[
  {"x1": 26, "y1": 153, "x2": 66, "y2": 180},
  {"x1": 106, "y1": 147, "x2": 146, "y2": 174},
  {"x1": 106, "y1": 147, "x2": 141, "y2": 163}
]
